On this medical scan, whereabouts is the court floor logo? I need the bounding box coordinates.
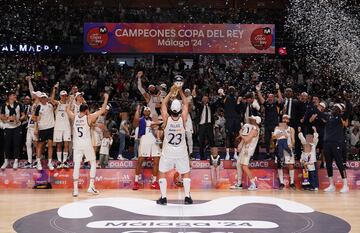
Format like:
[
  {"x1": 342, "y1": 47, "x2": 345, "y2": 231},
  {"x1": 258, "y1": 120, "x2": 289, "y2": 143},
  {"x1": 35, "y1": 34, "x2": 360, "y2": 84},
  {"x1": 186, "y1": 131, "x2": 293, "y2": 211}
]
[{"x1": 13, "y1": 196, "x2": 350, "y2": 233}]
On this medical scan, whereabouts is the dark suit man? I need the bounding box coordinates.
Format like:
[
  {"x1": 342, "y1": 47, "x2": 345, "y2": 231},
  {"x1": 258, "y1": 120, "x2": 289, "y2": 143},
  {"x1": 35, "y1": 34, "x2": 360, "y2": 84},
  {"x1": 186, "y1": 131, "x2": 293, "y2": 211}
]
[{"x1": 194, "y1": 95, "x2": 216, "y2": 160}]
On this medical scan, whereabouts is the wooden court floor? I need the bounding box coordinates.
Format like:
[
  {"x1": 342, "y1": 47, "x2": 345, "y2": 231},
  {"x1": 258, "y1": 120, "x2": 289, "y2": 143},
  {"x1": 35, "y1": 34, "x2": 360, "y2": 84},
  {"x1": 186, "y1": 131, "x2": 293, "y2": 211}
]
[{"x1": 1, "y1": 189, "x2": 359, "y2": 233}]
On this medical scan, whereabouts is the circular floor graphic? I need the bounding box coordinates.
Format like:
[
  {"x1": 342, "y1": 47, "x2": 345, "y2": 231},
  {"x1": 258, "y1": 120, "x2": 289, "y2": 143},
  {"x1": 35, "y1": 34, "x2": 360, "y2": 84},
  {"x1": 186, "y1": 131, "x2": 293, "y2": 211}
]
[{"x1": 13, "y1": 196, "x2": 351, "y2": 233}]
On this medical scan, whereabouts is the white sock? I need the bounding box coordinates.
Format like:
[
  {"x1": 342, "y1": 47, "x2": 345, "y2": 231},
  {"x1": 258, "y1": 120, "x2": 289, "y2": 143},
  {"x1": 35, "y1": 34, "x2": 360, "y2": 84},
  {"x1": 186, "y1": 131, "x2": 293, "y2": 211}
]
[
  {"x1": 89, "y1": 178, "x2": 95, "y2": 188},
  {"x1": 14, "y1": 159, "x2": 18, "y2": 163},
  {"x1": 234, "y1": 148, "x2": 238, "y2": 156},
  {"x1": 57, "y1": 152, "x2": 62, "y2": 162},
  {"x1": 135, "y1": 175, "x2": 139, "y2": 182},
  {"x1": 48, "y1": 159, "x2": 52, "y2": 164},
  {"x1": 329, "y1": 177, "x2": 335, "y2": 186},
  {"x1": 226, "y1": 148, "x2": 230, "y2": 156},
  {"x1": 236, "y1": 161, "x2": 242, "y2": 184},
  {"x1": 159, "y1": 178, "x2": 167, "y2": 198},
  {"x1": 90, "y1": 160, "x2": 96, "y2": 187},
  {"x1": 289, "y1": 169, "x2": 295, "y2": 184},
  {"x1": 63, "y1": 152, "x2": 68, "y2": 162},
  {"x1": 250, "y1": 178, "x2": 256, "y2": 185},
  {"x1": 278, "y1": 169, "x2": 284, "y2": 184},
  {"x1": 73, "y1": 160, "x2": 80, "y2": 191},
  {"x1": 152, "y1": 176, "x2": 157, "y2": 183},
  {"x1": 73, "y1": 180, "x2": 79, "y2": 191},
  {"x1": 3, "y1": 158, "x2": 8, "y2": 163},
  {"x1": 342, "y1": 178, "x2": 348, "y2": 187},
  {"x1": 183, "y1": 178, "x2": 191, "y2": 197},
  {"x1": 36, "y1": 157, "x2": 41, "y2": 163}
]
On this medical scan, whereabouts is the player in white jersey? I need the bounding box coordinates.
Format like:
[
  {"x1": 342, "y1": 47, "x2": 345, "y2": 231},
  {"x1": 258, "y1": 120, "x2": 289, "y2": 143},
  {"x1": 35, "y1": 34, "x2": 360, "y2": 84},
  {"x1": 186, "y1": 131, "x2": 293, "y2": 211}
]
[
  {"x1": 132, "y1": 105, "x2": 161, "y2": 190},
  {"x1": 137, "y1": 71, "x2": 162, "y2": 119},
  {"x1": 70, "y1": 91, "x2": 86, "y2": 115},
  {"x1": 92, "y1": 106, "x2": 110, "y2": 153},
  {"x1": 157, "y1": 84, "x2": 192, "y2": 205},
  {"x1": 24, "y1": 100, "x2": 39, "y2": 168},
  {"x1": 230, "y1": 116, "x2": 261, "y2": 191},
  {"x1": 33, "y1": 92, "x2": 56, "y2": 171},
  {"x1": 50, "y1": 84, "x2": 71, "y2": 168},
  {"x1": 273, "y1": 114, "x2": 296, "y2": 190},
  {"x1": 66, "y1": 93, "x2": 109, "y2": 197},
  {"x1": 24, "y1": 76, "x2": 41, "y2": 168}
]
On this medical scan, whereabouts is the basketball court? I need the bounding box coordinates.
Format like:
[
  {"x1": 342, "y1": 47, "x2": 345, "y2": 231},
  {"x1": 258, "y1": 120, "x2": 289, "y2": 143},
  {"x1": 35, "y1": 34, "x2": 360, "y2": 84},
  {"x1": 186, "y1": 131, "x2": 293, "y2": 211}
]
[{"x1": 2, "y1": 189, "x2": 358, "y2": 233}]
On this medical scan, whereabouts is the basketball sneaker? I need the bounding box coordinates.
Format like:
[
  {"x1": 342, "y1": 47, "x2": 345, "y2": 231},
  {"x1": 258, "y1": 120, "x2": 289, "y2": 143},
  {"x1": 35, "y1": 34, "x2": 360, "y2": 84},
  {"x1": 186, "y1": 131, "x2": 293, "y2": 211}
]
[
  {"x1": 56, "y1": 161, "x2": 63, "y2": 169},
  {"x1": 340, "y1": 185, "x2": 349, "y2": 193},
  {"x1": 156, "y1": 197, "x2": 167, "y2": 205},
  {"x1": 1, "y1": 159, "x2": 9, "y2": 170},
  {"x1": 290, "y1": 183, "x2": 296, "y2": 190},
  {"x1": 248, "y1": 182, "x2": 257, "y2": 191},
  {"x1": 24, "y1": 161, "x2": 32, "y2": 168},
  {"x1": 324, "y1": 185, "x2": 336, "y2": 192},
  {"x1": 184, "y1": 196, "x2": 193, "y2": 205},
  {"x1": 72, "y1": 189, "x2": 79, "y2": 197},
  {"x1": 63, "y1": 161, "x2": 70, "y2": 169},
  {"x1": 233, "y1": 154, "x2": 239, "y2": 160},
  {"x1": 279, "y1": 183, "x2": 285, "y2": 190},
  {"x1": 117, "y1": 154, "x2": 125, "y2": 160},
  {"x1": 13, "y1": 159, "x2": 19, "y2": 170},
  {"x1": 87, "y1": 186, "x2": 99, "y2": 195},
  {"x1": 133, "y1": 181, "x2": 140, "y2": 190},
  {"x1": 151, "y1": 181, "x2": 160, "y2": 189},
  {"x1": 33, "y1": 161, "x2": 42, "y2": 170},
  {"x1": 230, "y1": 183, "x2": 243, "y2": 190},
  {"x1": 48, "y1": 161, "x2": 55, "y2": 171}
]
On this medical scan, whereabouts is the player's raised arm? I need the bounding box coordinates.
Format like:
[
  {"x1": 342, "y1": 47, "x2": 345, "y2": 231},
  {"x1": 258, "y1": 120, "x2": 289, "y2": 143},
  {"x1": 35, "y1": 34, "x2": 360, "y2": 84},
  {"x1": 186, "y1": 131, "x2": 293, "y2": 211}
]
[
  {"x1": 137, "y1": 71, "x2": 150, "y2": 103},
  {"x1": 161, "y1": 89, "x2": 172, "y2": 120},
  {"x1": 65, "y1": 104, "x2": 75, "y2": 121},
  {"x1": 133, "y1": 104, "x2": 141, "y2": 127},
  {"x1": 89, "y1": 93, "x2": 109, "y2": 124},
  {"x1": 50, "y1": 83, "x2": 59, "y2": 106},
  {"x1": 179, "y1": 87, "x2": 188, "y2": 122}
]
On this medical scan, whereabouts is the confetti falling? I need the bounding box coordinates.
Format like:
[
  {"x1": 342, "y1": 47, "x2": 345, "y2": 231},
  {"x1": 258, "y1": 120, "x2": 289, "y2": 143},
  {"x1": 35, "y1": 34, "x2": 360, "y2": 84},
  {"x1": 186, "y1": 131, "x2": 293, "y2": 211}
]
[{"x1": 286, "y1": 0, "x2": 360, "y2": 91}]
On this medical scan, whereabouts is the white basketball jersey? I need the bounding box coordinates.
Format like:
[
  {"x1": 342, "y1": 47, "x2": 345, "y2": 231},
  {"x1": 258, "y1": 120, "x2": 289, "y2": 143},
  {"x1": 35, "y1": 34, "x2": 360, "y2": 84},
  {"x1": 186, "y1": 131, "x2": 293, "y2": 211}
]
[
  {"x1": 240, "y1": 124, "x2": 259, "y2": 157},
  {"x1": 72, "y1": 103, "x2": 81, "y2": 115},
  {"x1": 94, "y1": 115, "x2": 106, "y2": 133},
  {"x1": 54, "y1": 102, "x2": 70, "y2": 131},
  {"x1": 241, "y1": 123, "x2": 252, "y2": 136},
  {"x1": 149, "y1": 95, "x2": 161, "y2": 118},
  {"x1": 73, "y1": 114, "x2": 92, "y2": 149},
  {"x1": 27, "y1": 103, "x2": 37, "y2": 129},
  {"x1": 162, "y1": 116, "x2": 188, "y2": 158}
]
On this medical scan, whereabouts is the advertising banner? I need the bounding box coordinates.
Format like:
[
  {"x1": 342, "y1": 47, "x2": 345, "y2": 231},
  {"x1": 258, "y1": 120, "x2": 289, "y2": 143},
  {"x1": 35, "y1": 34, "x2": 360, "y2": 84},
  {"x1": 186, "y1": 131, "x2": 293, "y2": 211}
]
[{"x1": 84, "y1": 23, "x2": 275, "y2": 54}]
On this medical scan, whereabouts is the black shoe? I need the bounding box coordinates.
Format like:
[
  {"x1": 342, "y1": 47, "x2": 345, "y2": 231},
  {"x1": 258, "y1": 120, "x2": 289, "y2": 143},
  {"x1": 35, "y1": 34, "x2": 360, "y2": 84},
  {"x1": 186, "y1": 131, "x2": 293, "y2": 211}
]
[
  {"x1": 63, "y1": 161, "x2": 70, "y2": 169},
  {"x1": 320, "y1": 162, "x2": 325, "y2": 169},
  {"x1": 184, "y1": 196, "x2": 193, "y2": 205},
  {"x1": 290, "y1": 183, "x2": 296, "y2": 190},
  {"x1": 24, "y1": 161, "x2": 32, "y2": 168},
  {"x1": 156, "y1": 197, "x2": 167, "y2": 205},
  {"x1": 279, "y1": 183, "x2": 285, "y2": 190}
]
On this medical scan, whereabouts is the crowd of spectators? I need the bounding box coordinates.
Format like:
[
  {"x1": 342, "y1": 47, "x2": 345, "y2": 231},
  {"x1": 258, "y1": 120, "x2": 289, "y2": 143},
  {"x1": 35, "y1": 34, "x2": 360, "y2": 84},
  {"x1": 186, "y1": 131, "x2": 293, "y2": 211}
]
[{"x1": 0, "y1": 0, "x2": 285, "y2": 45}]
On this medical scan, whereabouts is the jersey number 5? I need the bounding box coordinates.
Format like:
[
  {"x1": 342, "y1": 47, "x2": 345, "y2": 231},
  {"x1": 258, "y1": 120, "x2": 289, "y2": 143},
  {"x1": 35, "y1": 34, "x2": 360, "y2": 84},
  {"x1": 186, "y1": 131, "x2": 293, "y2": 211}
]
[
  {"x1": 77, "y1": 127, "x2": 83, "y2": 137},
  {"x1": 169, "y1": 133, "x2": 182, "y2": 146}
]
